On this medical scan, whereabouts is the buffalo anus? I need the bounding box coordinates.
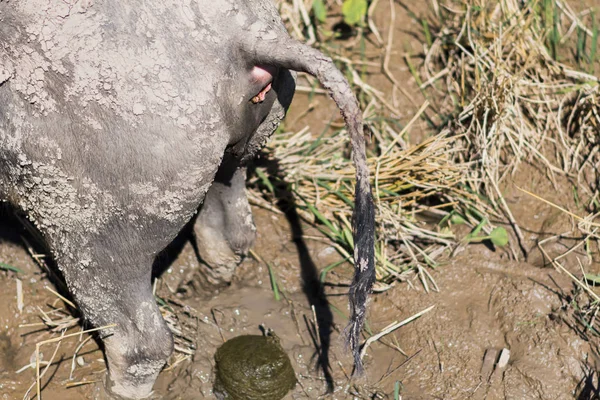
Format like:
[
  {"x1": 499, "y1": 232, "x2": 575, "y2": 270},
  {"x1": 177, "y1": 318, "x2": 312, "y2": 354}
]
[{"x1": 0, "y1": 0, "x2": 375, "y2": 398}]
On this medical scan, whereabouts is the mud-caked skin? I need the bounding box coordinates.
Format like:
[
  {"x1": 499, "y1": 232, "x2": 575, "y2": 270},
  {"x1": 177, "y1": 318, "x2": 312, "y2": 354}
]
[
  {"x1": 0, "y1": 0, "x2": 375, "y2": 399},
  {"x1": 194, "y1": 154, "x2": 258, "y2": 285}
]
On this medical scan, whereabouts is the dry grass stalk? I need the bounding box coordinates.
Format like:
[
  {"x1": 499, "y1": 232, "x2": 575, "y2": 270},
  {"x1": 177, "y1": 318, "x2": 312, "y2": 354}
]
[
  {"x1": 425, "y1": 0, "x2": 599, "y2": 221},
  {"x1": 255, "y1": 0, "x2": 599, "y2": 290},
  {"x1": 359, "y1": 305, "x2": 435, "y2": 361},
  {"x1": 253, "y1": 126, "x2": 493, "y2": 283}
]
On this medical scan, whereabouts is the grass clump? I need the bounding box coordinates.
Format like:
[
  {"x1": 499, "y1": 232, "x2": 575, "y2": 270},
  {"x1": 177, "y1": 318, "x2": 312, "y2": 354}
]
[
  {"x1": 258, "y1": 0, "x2": 600, "y2": 291},
  {"x1": 423, "y1": 0, "x2": 599, "y2": 185},
  {"x1": 253, "y1": 0, "x2": 509, "y2": 290},
  {"x1": 422, "y1": 0, "x2": 600, "y2": 266},
  {"x1": 253, "y1": 126, "x2": 494, "y2": 288}
]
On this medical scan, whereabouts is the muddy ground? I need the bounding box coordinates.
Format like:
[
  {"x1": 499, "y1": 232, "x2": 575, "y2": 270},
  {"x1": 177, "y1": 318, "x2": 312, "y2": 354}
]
[{"x1": 1, "y1": 1, "x2": 599, "y2": 400}]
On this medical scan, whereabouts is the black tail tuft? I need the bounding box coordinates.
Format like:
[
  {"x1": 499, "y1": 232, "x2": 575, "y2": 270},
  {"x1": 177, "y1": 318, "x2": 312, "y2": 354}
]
[
  {"x1": 242, "y1": 34, "x2": 376, "y2": 374},
  {"x1": 347, "y1": 177, "x2": 375, "y2": 374}
]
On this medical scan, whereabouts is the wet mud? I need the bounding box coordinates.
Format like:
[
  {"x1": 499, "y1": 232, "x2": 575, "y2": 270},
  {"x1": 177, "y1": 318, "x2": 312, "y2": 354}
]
[{"x1": 1, "y1": 1, "x2": 598, "y2": 399}]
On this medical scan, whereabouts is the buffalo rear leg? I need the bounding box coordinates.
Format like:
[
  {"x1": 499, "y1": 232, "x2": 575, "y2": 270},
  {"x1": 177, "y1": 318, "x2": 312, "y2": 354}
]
[
  {"x1": 54, "y1": 238, "x2": 173, "y2": 399},
  {"x1": 194, "y1": 154, "x2": 256, "y2": 284}
]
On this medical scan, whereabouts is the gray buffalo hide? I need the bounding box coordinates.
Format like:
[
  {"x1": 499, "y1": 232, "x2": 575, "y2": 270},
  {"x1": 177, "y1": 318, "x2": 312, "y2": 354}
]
[{"x1": 0, "y1": 0, "x2": 375, "y2": 398}]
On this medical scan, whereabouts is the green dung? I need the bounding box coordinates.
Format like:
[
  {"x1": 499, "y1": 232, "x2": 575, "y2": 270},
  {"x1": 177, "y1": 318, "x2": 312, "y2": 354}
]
[{"x1": 214, "y1": 334, "x2": 296, "y2": 400}]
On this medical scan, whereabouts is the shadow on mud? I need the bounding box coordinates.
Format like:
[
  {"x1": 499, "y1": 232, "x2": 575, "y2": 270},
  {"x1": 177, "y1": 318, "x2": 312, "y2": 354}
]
[
  {"x1": 576, "y1": 362, "x2": 600, "y2": 400},
  {"x1": 248, "y1": 154, "x2": 335, "y2": 392},
  {"x1": 149, "y1": 153, "x2": 336, "y2": 391}
]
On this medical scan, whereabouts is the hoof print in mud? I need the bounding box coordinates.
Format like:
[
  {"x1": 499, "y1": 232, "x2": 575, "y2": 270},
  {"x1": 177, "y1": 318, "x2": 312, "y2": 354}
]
[{"x1": 213, "y1": 333, "x2": 296, "y2": 400}]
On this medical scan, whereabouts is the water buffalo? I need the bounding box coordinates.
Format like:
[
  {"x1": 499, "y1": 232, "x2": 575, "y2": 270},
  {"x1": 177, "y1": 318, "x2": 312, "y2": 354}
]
[{"x1": 0, "y1": 0, "x2": 375, "y2": 398}]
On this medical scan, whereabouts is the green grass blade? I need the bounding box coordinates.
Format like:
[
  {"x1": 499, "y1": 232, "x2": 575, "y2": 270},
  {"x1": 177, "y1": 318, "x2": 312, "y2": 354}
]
[
  {"x1": 319, "y1": 258, "x2": 350, "y2": 283},
  {"x1": 266, "y1": 262, "x2": 281, "y2": 301},
  {"x1": 590, "y1": 11, "x2": 598, "y2": 74},
  {"x1": 0, "y1": 262, "x2": 23, "y2": 273},
  {"x1": 255, "y1": 168, "x2": 275, "y2": 195},
  {"x1": 422, "y1": 19, "x2": 432, "y2": 47}
]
